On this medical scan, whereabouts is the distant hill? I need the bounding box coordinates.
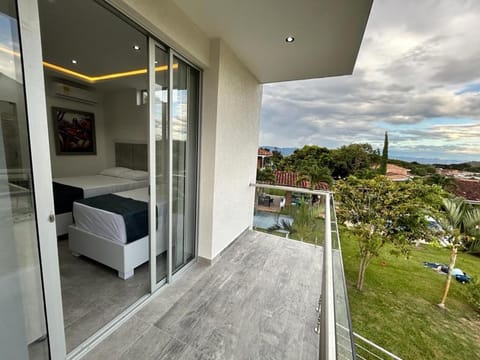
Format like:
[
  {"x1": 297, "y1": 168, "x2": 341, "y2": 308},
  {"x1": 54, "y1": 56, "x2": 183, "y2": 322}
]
[
  {"x1": 261, "y1": 146, "x2": 297, "y2": 156},
  {"x1": 433, "y1": 161, "x2": 480, "y2": 172}
]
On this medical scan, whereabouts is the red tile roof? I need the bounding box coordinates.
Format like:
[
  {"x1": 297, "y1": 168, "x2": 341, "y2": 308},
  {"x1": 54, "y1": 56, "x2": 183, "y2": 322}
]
[
  {"x1": 258, "y1": 148, "x2": 273, "y2": 157},
  {"x1": 386, "y1": 164, "x2": 410, "y2": 176},
  {"x1": 454, "y1": 179, "x2": 480, "y2": 201},
  {"x1": 273, "y1": 170, "x2": 330, "y2": 191}
]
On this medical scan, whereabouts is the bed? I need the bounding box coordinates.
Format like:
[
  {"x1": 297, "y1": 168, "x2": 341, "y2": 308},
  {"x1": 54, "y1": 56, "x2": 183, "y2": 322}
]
[
  {"x1": 68, "y1": 187, "x2": 167, "y2": 279},
  {"x1": 54, "y1": 142, "x2": 149, "y2": 235}
]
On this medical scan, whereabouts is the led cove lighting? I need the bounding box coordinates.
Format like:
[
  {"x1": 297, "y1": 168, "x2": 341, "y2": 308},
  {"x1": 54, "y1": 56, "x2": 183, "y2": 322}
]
[
  {"x1": 42, "y1": 61, "x2": 178, "y2": 83},
  {"x1": 285, "y1": 36, "x2": 295, "y2": 43}
]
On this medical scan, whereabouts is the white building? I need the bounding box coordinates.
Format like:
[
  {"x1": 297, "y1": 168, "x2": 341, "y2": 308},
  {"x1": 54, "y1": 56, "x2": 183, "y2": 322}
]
[{"x1": 0, "y1": 0, "x2": 372, "y2": 358}]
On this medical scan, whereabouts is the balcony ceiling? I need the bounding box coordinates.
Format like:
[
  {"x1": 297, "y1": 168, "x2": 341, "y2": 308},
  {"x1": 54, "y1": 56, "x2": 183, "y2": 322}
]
[{"x1": 174, "y1": 0, "x2": 373, "y2": 83}]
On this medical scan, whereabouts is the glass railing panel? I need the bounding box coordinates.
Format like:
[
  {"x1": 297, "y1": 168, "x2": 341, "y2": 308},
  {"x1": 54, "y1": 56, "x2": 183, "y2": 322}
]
[
  {"x1": 331, "y1": 196, "x2": 356, "y2": 359},
  {"x1": 252, "y1": 185, "x2": 326, "y2": 246}
]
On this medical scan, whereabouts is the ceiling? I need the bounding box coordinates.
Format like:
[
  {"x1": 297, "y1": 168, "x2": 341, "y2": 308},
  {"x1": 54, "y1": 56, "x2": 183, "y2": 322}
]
[
  {"x1": 37, "y1": 0, "x2": 372, "y2": 86},
  {"x1": 174, "y1": 0, "x2": 373, "y2": 83},
  {"x1": 38, "y1": 0, "x2": 148, "y2": 89}
]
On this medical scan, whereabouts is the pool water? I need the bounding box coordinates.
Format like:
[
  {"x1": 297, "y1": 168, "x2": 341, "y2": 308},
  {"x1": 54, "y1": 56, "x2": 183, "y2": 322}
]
[{"x1": 253, "y1": 211, "x2": 293, "y2": 230}]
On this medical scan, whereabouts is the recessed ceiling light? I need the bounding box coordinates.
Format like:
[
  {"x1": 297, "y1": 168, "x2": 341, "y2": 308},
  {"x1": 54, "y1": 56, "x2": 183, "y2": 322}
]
[
  {"x1": 285, "y1": 36, "x2": 295, "y2": 43},
  {"x1": 71, "y1": 59, "x2": 77, "y2": 64},
  {"x1": 154, "y1": 60, "x2": 158, "y2": 64},
  {"x1": 133, "y1": 45, "x2": 141, "y2": 51}
]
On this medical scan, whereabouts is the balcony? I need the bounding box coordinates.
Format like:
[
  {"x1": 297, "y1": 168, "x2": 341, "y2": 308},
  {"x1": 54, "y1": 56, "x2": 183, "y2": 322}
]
[
  {"x1": 83, "y1": 231, "x2": 322, "y2": 359},
  {"x1": 81, "y1": 184, "x2": 399, "y2": 360}
]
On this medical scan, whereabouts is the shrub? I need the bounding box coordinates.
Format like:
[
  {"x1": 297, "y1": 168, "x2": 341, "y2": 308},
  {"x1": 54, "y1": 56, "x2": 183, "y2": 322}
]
[{"x1": 466, "y1": 277, "x2": 480, "y2": 313}]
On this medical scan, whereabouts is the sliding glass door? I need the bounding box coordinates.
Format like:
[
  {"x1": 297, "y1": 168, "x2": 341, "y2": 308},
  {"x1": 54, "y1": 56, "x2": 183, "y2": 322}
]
[
  {"x1": 150, "y1": 45, "x2": 199, "y2": 285},
  {"x1": 172, "y1": 56, "x2": 199, "y2": 273},
  {"x1": 152, "y1": 44, "x2": 170, "y2": 286}
]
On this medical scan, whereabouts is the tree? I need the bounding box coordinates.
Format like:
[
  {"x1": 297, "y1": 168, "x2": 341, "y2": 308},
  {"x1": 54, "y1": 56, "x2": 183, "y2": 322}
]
[
  {"x1": 379, "y1": 131, "x2": 388, "y2": 175},
  {"x1": 437, "y1": 198, "x2": 480, "y2": 308},
  {"x1": 298, "y1": 164, "x2": 333, "y2": 188},
  {"x1": 335, "y1": 176, "x2": 444, "y2": 290},
  {"x1": 256, "y1": 168, "x2": 275, "y2": 183},
  {"x1": 331, "y1": 143, "x2": 378, "y2": 179}
]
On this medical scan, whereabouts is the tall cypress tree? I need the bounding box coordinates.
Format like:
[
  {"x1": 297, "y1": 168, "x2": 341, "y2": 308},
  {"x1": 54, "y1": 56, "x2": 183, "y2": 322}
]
[{"x1": 380, "y1": 131, "x2": 388, "y2": 175}]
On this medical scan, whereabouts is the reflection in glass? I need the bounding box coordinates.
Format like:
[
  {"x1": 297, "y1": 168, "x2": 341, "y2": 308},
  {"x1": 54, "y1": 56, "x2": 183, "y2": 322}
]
[
  {"x1": 155, "y1": 46, "x2": 169, "y2": 283},
  {"x1": 0, "y1": 1, "x2": 49, "y2": 358},
  {"x1": 172, "y1": 57, "x2": 198, "y2": 272}
]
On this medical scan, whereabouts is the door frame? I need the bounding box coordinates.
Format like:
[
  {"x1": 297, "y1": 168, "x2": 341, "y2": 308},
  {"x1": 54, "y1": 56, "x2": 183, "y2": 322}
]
[
  {"x1": 17, "y1": 0, "x2": 67, "y2": 358},
  {"x1": 16, "y1": 1, "x2": 202, "y2": 358}
]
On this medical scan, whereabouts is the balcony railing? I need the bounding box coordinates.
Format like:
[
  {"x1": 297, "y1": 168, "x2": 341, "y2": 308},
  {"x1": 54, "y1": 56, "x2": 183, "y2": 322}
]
[
  {"x1": 251, "y1": 183, "x2": 355, "y2": 360},
  {"x1": 251, "y1": 183, "x2": 405, "y2": 360}
]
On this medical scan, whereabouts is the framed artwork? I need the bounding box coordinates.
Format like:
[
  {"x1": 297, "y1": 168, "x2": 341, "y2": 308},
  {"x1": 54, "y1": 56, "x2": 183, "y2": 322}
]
[{"x1": 52, "y1": 107, "x2": 96, "y2": 155}]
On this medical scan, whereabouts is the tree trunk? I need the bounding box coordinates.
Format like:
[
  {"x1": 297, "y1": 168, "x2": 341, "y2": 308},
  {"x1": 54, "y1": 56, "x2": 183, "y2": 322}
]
[
  {"x1": 357, "y1": 255, "x2": 369, "y2": 291},
  {"x1": 438, "y1": 246, "x2": 458, "y2": 309}
]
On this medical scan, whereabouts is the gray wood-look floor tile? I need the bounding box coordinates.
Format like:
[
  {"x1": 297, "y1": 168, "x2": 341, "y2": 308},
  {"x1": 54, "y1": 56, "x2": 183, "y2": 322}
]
[
  {"x1": 82, "y1": 316, "x2": 151, "y2": 360},
  {"x1": 153, "y1": 232, "x2": 322, "y2": 359},
  {"x1": 84, "y1": 231, "x2": 322, "y2": 359}
]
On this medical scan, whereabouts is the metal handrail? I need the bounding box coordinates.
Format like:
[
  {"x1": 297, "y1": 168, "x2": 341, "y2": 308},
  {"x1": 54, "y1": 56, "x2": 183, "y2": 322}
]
[
  {"x1": 353, "y1": 332, "x2": 403, "y2": 360},
  {"x1": 320, "y1": 192, "x2": 337, "y2": 360}
]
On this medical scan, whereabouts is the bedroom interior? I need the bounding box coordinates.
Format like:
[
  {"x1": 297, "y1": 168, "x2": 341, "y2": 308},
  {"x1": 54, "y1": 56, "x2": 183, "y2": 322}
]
[{"x1": 34, "y1": 0, "x2": 199, "y2": 352}]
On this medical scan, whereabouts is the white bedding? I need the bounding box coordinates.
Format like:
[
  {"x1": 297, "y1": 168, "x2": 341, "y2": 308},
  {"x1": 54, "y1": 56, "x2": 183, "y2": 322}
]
[
  {"x1": 73, "y1": 188, "x2": 167, "y2": 246},
  {"x1": 54, "y1": 175, "x2": 148, "y2": 198}
]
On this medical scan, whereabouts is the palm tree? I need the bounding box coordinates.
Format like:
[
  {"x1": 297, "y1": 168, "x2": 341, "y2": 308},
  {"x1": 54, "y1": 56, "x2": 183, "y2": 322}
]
[
  {"x1": 268, "y1": 201, "x2": 317, "y2": 242},
  {"x1": 438, "y1": 198, "x2": 480, "y2": 308}
]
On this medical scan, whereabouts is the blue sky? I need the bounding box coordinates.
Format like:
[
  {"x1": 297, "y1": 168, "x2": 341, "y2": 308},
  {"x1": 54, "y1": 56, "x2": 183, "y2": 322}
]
[{"x1": 260, "y1": 0, "x2": 480, "y2": 164}]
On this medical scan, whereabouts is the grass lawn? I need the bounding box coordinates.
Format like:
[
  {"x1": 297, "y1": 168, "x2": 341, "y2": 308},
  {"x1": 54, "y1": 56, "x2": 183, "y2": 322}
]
[{"x1": 340, "y1": 229, "x2": 480, "y2": 360}]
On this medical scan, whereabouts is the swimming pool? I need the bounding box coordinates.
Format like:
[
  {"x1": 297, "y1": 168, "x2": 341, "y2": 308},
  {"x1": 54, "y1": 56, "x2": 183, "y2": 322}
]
[{"x1": 253, "y1": 211, "x2": 293, "y2": 230}]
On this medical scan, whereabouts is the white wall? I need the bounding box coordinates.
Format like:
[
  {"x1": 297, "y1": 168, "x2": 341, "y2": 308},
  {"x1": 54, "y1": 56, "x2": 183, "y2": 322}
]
[
  {"x1": 45, "y1": 78, "x2": 108, "y2": 178},
  {"x1": 103, "y1": 88, "x2": 149, "y2": 167},
  {"x1": 199, "y1": 39, "x2": 262, "y2": 260}
]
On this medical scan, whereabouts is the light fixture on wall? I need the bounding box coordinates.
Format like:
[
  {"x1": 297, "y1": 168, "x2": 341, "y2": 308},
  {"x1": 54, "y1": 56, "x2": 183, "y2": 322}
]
[{"x1": 285, "y1": 36, "x2": 295, "y2": 43}]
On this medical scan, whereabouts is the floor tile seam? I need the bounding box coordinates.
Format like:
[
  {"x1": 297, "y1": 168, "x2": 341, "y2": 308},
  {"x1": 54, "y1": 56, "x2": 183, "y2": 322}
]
[
  {"x1": 154, "y1": 325, "x2": 228, "y2": 360},
  {"x1": 114, "y1": 319, "x2": 156, "y2": 359}
]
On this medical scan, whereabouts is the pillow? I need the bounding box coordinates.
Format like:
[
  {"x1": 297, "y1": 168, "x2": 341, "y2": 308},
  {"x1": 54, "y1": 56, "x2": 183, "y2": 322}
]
[
  {"x1": 120, "y1": 169, "x2": 149, "y2": 181},
  {"x1": 99, "y1": 167, "x2": 131, "y2": 178}
]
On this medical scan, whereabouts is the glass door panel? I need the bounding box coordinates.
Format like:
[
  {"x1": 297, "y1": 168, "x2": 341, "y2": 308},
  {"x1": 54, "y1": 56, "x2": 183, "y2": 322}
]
[
  {"x1": 0, "y1": 1, "x2": 49, "y2": 358},
  {"x1": 154, "y1": 46, "x2": 169, "y2": 284},
  {"x1": 172, "y1": 56, "x2": 198, "y2": 273}
]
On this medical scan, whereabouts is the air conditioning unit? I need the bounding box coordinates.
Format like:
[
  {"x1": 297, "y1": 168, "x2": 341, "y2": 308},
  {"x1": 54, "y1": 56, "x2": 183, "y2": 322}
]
[{"x1": 52, "y1": 82, "x2": 99, "y2": 105}]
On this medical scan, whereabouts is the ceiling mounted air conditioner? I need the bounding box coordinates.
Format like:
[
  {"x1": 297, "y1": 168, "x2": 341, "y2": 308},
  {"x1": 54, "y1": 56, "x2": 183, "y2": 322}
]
[{"x1": 52, "y1": 82, "x2": 99, "y2": 105}]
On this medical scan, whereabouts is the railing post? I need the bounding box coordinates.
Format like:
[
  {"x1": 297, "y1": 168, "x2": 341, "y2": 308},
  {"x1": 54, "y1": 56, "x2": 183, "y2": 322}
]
[{"x1": 320, "y1": 192, "x2": 336, "y2": 360}]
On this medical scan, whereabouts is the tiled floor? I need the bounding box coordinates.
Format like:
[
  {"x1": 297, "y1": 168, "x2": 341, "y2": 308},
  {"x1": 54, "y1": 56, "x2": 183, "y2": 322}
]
[
  {"x1": 58, "y1": 240, "x2": 168, "y2": 352},
  {"x1": 83, "y1": 231, "x2": 322, "y2": 360}
]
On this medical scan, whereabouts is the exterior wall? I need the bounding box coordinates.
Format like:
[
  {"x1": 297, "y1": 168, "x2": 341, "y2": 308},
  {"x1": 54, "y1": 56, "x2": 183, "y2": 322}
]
[
  {"x1": 197, "y1": 40, "x2": 220, "y2": 260},
  {"x1": 209, "y1": 40, "x2": 262, "y2": 259}
]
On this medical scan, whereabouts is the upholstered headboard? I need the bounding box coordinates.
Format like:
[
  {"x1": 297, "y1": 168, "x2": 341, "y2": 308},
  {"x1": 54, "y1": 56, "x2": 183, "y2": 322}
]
[{"x1": 115, "y1": 142, "x2": 148, "y2": 171}]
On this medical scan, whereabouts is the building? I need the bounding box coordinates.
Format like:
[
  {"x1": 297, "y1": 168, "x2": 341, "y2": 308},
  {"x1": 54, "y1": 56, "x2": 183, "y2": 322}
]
[
  {"x1": 386, "y1": 163, "x2": 412, "y2": 182},
  {"x1": 257, "y1": 148, "x2": 273, "y2": 169},
  {"x1": 1, "y1": 0, "x2": 373, "y2": 359},
  {"x1": 454, "y1": 178, "x2": 480, "y2": 203}
]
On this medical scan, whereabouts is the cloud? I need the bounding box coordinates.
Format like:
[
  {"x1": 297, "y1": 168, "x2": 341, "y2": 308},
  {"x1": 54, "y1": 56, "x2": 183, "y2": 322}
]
[{"x1": 260, "y1": 0, "x2": 480, "y2": 162}]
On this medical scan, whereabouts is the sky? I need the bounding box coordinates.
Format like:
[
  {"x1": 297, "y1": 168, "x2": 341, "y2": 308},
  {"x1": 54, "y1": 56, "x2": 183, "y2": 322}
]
[{"x1": 260, "y1": 0, "x2": 480, "y2": 164}]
